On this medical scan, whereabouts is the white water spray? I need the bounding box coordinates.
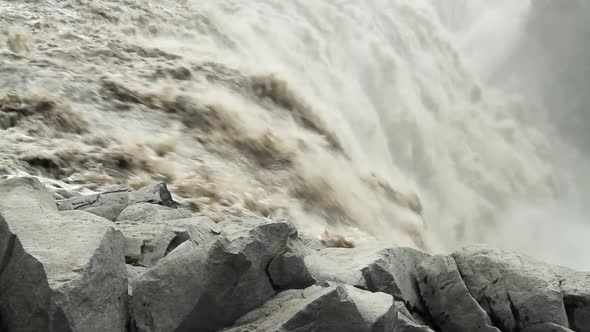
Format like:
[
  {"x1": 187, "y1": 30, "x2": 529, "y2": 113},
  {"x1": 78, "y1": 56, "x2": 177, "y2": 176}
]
[{"x1": 0, "y1": 0, "x2": 587, "y2": 268}]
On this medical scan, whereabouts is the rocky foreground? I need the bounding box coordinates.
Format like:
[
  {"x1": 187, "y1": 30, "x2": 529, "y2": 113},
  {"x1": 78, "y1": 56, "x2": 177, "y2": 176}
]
[{"x1": 0, "y1": 177, "x2": 589, "y2": 332}]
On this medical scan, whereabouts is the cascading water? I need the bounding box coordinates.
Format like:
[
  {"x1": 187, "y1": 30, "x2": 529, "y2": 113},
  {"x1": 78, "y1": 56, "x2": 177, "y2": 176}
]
[
  {"x1": 437, "y1": 0, "x2": 590, "y2": 269},
  {"x1": 0, "y1": 0, "x2": 587, "y2": 268}
]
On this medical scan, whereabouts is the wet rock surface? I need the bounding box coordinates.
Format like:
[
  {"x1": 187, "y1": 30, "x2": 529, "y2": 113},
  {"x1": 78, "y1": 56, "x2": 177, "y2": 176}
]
[
  {"x1": 0, "y1": 177, "x2": 127, "y2": 332},
  {"x1": 1, "y1": 177, "x2": 589, "y2": 332},
  {"x1": 224, "y1": 283, "x2": 396, "y2": 332},
  {"x1": 56, "y1": 182, "x2": 176, "y2": 221},
  {"x1": 417, "y1": 255, "x2": 500, "y2": 332}
]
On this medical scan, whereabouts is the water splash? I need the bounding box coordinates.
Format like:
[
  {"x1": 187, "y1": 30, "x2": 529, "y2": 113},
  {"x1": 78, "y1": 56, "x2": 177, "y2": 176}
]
[{"x1": 0, "y1": 0, "x2": 582, "y2": 262}]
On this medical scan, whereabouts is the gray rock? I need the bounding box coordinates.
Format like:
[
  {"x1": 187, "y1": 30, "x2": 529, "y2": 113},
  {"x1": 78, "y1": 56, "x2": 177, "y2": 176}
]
[
  {"x1": 0, "y1": 177, "x2": 127, "y2": 332},
  {"x1": 453, "y1": 245, "x2": 571, "y2": 331},
  {"x1": 417, "y1": 255, "x2": 499, "y2": 332},
  {"x1": 124, "y1": 236, "x2": 144, "y2": 264},
  {"x1": 553, "y1": 268, "x2": 590, "y2": 332},
  {"x1": 126, "y1": 264, "x2": 148, "y2": 280},
  {"x1": 126, "y1": 265, "x2": 147, "y2": 296},
  {"x1": 83, "y1": 205, "x2": 129, "y2": 222},
  {"x1": 304, "y1": 247, "x2": 400, "y2": 294},
  {"x1": 344, "y1": 285, "x2": 396, "y2": 331},
  {"x1": 116, "y1": 203, "x2": 192, "y2": 223},
  {"x1": 225, "y1": 283, "x2": 395, "y2": 332},
  {"x1": 131, "y1": 217, "x2": 297, "y2": 332},
  {"x1": 303, "y1": 246, "x2": 430, "y2": 313},
  {"x1": 117, "y1": 216, "x2": 220, "y2": 267},
  {"x1": 53, "y1": 188, "x2": 80, "y2": 200},
  {"x1": 141, "y1": 229, "x2": 184, "y2": 265},
  {"x1": 118, "y1": 202, "x2": 172, "y2": 217},
  {"x1": 0, "y1": 213, "x2": 58, "y2": 332},
  {"x1": 56, "y1": 182, "x2": 175, "y2": 221},
  {"x1": 126, "y1": 265, "x2": 148, "y2": 332},
  {"x1": 122, "y1": 224, "x2": 176, "y2": 267},
  {"x1": 267, "y1": 230, "x2": 315, "y2": 290},
  {"x1": 384, "y1": 247, "x2": 431, "y2": 314},
  {"x1": 522, "y1": 322, "x2": 574, "y2": 332},
  {"x1": 393, "y1": 302, "x2": 435, "y2": 332},
  {"x1": 129, "y1": 183, "x2": 175, "y2": 207}
]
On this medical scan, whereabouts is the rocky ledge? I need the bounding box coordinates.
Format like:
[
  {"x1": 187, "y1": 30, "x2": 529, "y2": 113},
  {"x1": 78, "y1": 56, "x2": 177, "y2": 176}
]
[{"x1": 0, "y1": 177, "x2": 588, "y2": 332}]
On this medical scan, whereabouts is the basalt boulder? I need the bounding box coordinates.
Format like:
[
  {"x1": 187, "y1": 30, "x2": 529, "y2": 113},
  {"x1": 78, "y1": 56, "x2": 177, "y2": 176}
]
[
  {"x1": 224, "y1": 283, "x2": 396, "y2": 332},
  {"x1": 56, "y1": 182, "x2": 175, "y2": 221},
  {"x1": 0, "y1": 177, "x2": 127, "y2": 332},
  {"x1": 131, "y1": 217, "x2": 307, "y2": 332}
]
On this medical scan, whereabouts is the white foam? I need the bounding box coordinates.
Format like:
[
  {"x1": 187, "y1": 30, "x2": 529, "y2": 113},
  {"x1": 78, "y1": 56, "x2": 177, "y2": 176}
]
[{"x1": 2, "y1": 0, "x2": 586, "y2": 266}]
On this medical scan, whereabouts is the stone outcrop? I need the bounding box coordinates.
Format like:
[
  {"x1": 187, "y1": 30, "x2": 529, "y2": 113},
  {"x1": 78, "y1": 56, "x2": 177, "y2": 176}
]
[
  {"x1": 267, "y1": 234, "x2": 315, "y2": 290},
  {"x1": 224, "y1": 283, "x2": 396, "y2": 332},
  {"x1": 2, "y1": 177, "x2": 590, "y2": 332},
  {"x1": 130, "y1": 217, "x2": 307, "y2": 332},
  {"x1": 453, "y1": 245, "x2": 590, "y2": 332},
  {"x1": 393, "y1": 301, "x2": 436, "y2": 332},
  {"x1": 116, "y1": 214, "x2": 219, "y2": 267},
  {"x1": 303, "y1": 246, "x2": 430, "y2": 313},
  {"x1": 0, "y1": 177, "x2": 127, "y2": 332},
  {"x1": 56, "y1": 182, "x2": 176, "y2": 221},
  {"x1": 417, "y1": 255, "x2": 499, "y2": 332},
  {"x1": 116, "y1": 203, "x2": 192, "y2": 223}
]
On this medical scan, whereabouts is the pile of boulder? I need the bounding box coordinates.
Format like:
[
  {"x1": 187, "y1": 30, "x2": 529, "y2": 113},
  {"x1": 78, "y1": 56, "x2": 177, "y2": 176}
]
[{"x1": 0, "y1": 177, "x2": 589, "y2": 331}]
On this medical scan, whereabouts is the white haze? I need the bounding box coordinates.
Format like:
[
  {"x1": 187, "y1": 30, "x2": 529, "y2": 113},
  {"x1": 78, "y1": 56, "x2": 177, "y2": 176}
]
[{"x1": 433, "y1": 1, "x2": 590, "y2": 270}]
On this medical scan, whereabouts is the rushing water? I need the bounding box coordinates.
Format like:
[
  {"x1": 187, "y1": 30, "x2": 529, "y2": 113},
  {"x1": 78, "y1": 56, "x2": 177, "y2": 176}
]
[{"x1": 0, "y1": 0, "x2": 587, "y2": 268}]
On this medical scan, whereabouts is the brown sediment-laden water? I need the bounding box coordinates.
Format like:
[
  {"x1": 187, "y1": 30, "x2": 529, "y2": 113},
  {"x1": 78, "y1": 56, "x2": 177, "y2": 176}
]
[{"x1": 1, "y1": 0, "x2": 589, "y2": 268}]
